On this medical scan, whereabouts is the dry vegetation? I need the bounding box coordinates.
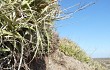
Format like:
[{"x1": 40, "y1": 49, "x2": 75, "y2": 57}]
[
  {"x1": 0, "y1": 0, "x2": 108, "y2": 70},
  {"x1": 0, "y1": 0, "x2": 59, "y2": 69}
]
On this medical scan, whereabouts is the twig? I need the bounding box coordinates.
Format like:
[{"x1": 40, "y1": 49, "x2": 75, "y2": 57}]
[{"x1": 18, "y1": 39, "x2": 24, "y2": 70}]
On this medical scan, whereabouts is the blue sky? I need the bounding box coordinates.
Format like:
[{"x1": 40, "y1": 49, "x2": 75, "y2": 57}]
[{"x1": 55, "y1": 0, "x2": 110, "y2": 58}]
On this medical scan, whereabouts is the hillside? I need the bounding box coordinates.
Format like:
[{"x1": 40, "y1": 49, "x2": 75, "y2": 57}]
[
  {"x1": 46, "y1": 49, "x2": 108, "y2": 70},
  {"x1": 57, "y1": 38, "x2": 108, "y2": 70}
]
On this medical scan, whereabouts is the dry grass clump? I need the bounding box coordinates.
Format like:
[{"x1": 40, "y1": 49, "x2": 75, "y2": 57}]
[{"x1": 0, "y1": 0, "x2": 59, "y2": 69}]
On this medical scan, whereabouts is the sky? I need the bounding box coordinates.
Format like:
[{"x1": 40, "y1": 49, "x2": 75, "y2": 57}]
[{"x1": 55, "y1": 0, "x2": 110, "y2": 58}]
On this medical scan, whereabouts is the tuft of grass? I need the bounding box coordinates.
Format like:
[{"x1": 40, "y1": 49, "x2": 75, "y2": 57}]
[{"x1": 59, "y1": 38, "x2": 91, "y2": 63}]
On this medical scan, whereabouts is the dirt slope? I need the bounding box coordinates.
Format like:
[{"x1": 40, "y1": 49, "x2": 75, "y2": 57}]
[
  {"x1": 46, "y1": 50, "x2": 93, "y2": 70},
  {"x1": 30, "y1": 50, "x2": 107, "y2": 70}
]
